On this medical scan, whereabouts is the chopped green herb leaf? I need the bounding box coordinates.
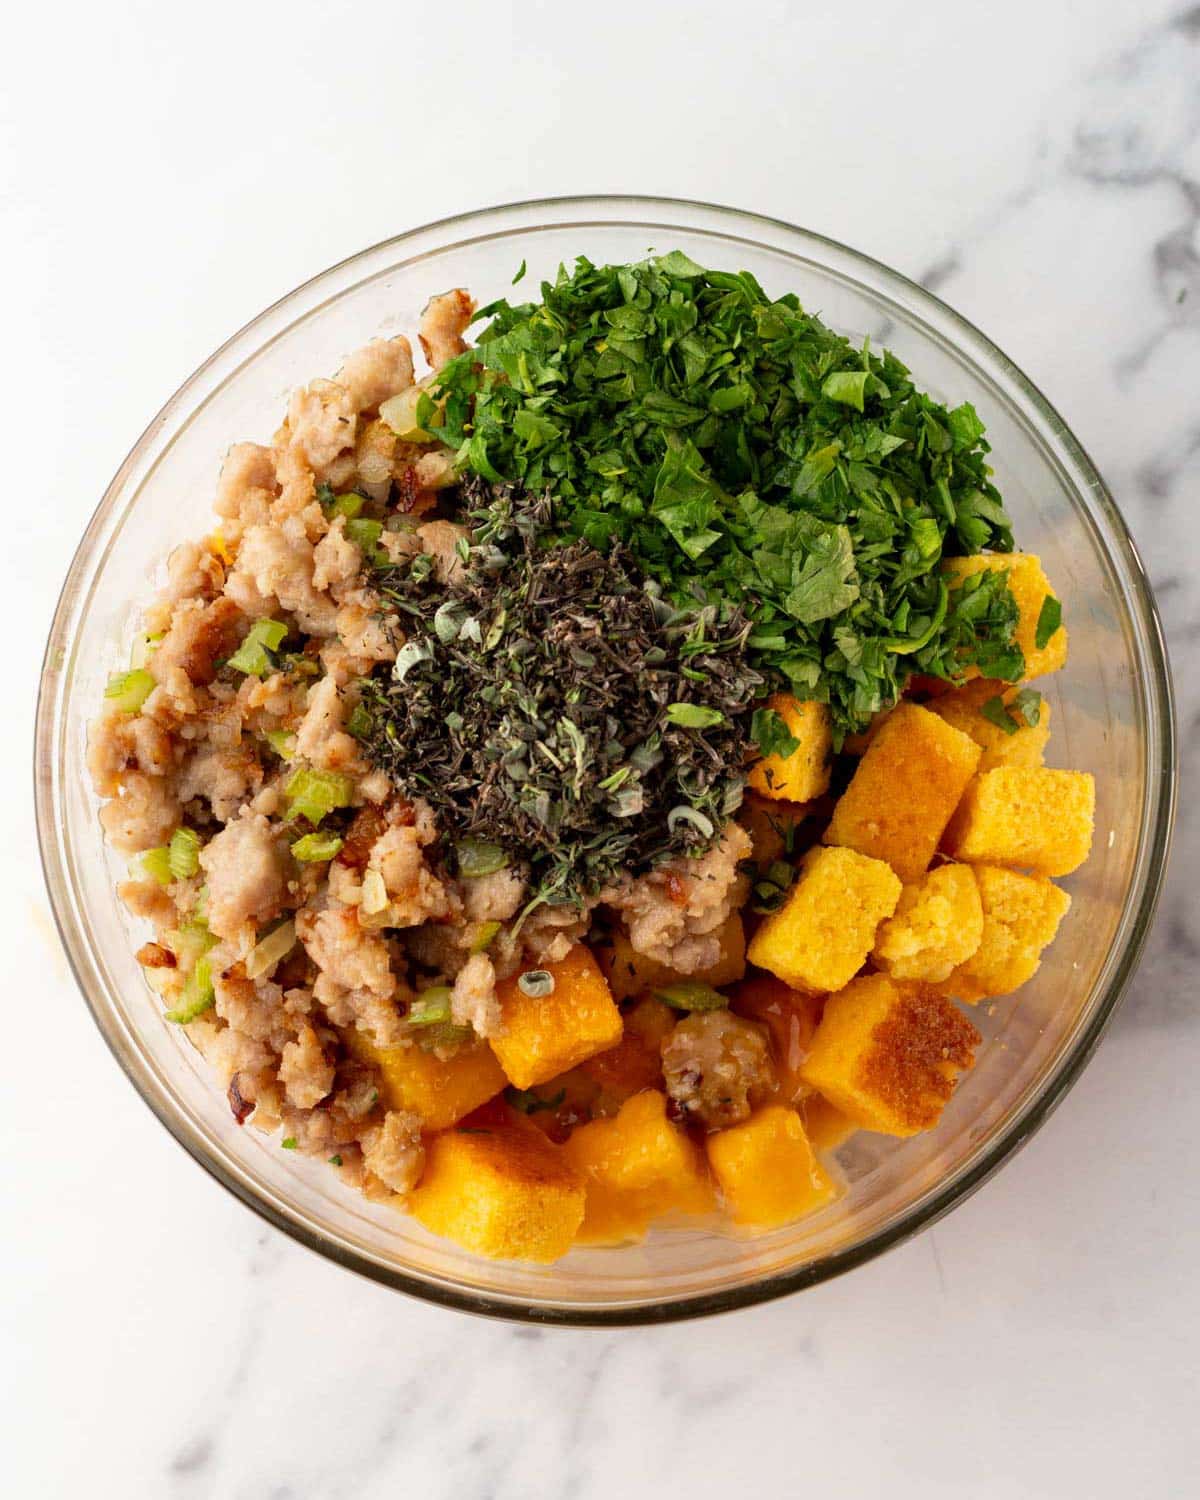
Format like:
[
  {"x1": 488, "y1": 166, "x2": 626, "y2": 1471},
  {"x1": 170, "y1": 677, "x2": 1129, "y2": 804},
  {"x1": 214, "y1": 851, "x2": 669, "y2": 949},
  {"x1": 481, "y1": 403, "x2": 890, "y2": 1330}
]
[
  {"x1": 281, "y1": 1137, "x2": 298, "y2": 1150},
  {"x1": 750, "y1": 706, "x2": 801, "y2": 759},
  {"x1": 1035, "y1": 595, "x2": 1063, "y2": 651}
]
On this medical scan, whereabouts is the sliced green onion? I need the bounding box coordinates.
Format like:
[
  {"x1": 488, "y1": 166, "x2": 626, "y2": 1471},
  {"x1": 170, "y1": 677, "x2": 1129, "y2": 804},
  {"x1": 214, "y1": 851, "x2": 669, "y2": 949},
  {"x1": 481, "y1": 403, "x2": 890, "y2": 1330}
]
[
  {"x1": 105, "y1": 669, "x2": 156, "y2": 713},
  {"x1": 408, "y1": 986, "x2": 453, "y2": 1026},
  {"x1": 654, "y1": 980, "x2": 728, "y2": 1013},
  {"x1": 137, "y1": 846, "x2": 173, "y2": 887},
  {"x1": 517, "y1": 970, "x2": 555, "y2": 999},
  {"x1": 168, "y1": 827, "x2": 202, "y2": 880},
  {"x1": 291, "y1": 832, "x2": 343, "y2": 863},
  {"x1": 285, "y1": 767, "x2": 353, "y2": 826},
  {"x1": 455, "y1": 839, "x2": 509, "y2": 878},
  {"x1": 227, "y1": 618, "x2": 288, "y2": 677},
  {"x1": 469, "y1": 920, "x2": 502, "y2": 954},
  {"x1": 666, "y1": 805, "x2": 715, "y2": 839},
  {"x1": 265, "y1": 729, "x2": 297, "y2": 760},
  {"x1": 164, "y1": 957, "x2": 215, "y2": 1023}
]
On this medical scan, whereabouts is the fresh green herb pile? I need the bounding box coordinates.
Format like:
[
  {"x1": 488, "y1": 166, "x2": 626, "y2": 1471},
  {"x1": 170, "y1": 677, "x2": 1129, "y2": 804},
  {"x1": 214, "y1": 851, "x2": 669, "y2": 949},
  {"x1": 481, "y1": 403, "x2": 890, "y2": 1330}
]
[
  {"x1": 360, "y1": 482, "x2": 760, "y2": 906},
  {"x1": 432, "y1": 253, "x2": 1023, "y2": 736}
]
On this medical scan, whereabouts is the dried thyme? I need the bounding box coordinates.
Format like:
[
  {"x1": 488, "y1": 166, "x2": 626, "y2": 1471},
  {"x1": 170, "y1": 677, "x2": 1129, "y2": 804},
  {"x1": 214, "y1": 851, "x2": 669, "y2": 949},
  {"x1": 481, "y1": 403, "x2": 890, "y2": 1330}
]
[{"x1": 360, "y1": 482, "x2": 760, "y2": 906}]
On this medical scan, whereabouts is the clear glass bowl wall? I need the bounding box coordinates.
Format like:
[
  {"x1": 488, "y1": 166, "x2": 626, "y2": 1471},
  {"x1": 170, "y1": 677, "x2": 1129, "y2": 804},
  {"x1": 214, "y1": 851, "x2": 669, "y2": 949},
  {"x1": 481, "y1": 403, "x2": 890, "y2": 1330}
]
[{"x1": 36, "y1": 198, "x2": 1175, "y2": 1323}]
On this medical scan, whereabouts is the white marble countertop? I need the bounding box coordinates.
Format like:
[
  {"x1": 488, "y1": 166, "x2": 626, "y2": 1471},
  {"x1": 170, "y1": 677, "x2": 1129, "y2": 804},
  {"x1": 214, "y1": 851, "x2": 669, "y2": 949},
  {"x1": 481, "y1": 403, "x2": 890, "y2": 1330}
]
[{"x1": 4, "y1": 2, "x2": 1198, "y2": 1495}]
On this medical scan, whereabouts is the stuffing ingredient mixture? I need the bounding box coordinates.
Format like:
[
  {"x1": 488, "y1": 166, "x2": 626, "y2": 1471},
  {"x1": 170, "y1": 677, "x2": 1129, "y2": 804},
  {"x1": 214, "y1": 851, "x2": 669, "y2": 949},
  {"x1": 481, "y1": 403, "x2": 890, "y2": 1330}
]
[{"x1": 90, "y1": 258, "x2": 1092, "y2": 1262}]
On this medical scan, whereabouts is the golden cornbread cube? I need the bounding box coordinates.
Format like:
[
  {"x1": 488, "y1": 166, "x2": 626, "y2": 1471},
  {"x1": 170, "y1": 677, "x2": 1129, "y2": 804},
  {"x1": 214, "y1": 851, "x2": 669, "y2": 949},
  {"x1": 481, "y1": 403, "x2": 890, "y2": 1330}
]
[
  {"x1": 738, "y1": 793, "x2": 815, "y2": 869},
  {"x1": 872, "y1": 863, "x2": 984, "y2": 983},
  {"x1": 562, "y1": 1089, "x2": 714, "y2": 1244},
  {"x1": 580, "y1": 997, "x2": 675, "y2": 1099},
  {"x1": 342, "y1": 1028, "x2": 505, "y2": 1131},
  {"x1": 929, "y1": 677, "x2": 1051, "y2": 772},
  {"x1": 799, "y1": 974, "x2": 980, "y2": 1137},
  {"x1": 938, "y1": 865, "x2": 1071, "y2": 1002},
  {"x1": 601, "y1": 912, "x2": 746, "y2": 1002},
  {"x1": 943, "y1": 552, "x2": 1068, "y2": 678},
  {"x1": 409, "y1": 1109, "x2": 585, "y2": 1262},
  {"x1": 706, "y1": 1105, "x2": 838, "y2": 1228},
  {"x1": 747, "y1": 694, "x2": 832, "y2": 801},
  {"x1": 824, "y1": 702, "x2": 982, "y2": 883},
  {"x1": 492, "y1": 943, "x2": 623, "y2": 1089},
  {"x1": 800, "y1": 1095, "x2": 859, "y2": 1154},
  {"x1": 748, "y1": 846, "x2": 901, "y2": 993},
  {"x1": 943, "y1": 766, "x2": 1095, "y2": 877}
]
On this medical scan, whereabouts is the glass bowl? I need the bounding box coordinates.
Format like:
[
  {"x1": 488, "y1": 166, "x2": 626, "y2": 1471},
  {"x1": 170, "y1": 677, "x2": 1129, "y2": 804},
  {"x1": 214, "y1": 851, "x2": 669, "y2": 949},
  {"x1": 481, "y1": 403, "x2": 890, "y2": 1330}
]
[{"x1": 35, "y1": 196, "x2": 1176, "y2": 1324}]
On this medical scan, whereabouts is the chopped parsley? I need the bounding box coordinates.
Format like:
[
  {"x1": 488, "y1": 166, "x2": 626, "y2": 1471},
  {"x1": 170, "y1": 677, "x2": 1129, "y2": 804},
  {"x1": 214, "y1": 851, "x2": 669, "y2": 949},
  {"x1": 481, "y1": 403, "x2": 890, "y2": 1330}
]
[{"x1": 433, "y1": 253, "x2": 1021, "y2": 737}]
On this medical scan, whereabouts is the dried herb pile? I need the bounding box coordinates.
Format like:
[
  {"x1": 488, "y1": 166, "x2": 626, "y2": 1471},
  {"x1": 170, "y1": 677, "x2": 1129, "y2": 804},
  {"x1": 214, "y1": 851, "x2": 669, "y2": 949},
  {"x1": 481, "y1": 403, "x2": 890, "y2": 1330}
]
[
  {"x1": 432, "y1": 252, "x2": 1024, "y2": 738},
  {"x1": 360, "y1": 481, "x2": 760, "y2": 905}
]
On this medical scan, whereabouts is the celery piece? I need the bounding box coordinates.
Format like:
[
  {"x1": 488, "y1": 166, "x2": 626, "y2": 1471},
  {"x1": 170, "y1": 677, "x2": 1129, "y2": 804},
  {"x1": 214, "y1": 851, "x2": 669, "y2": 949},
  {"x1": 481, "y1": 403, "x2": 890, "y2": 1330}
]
[
  {"x1": 380, "y1": 386, "x2": 434, "y2": 443},
  {"x1": 408, "y1": 986, "x2": 453, "y2": 1026},
  {"x1": 285, "y1": 767, "x2": 353, "y2": 827},
  {"x1": 105, "y1": 669, "x2": 156, "y2": 713},
  {"x1": 164, "y1": 957, "x2": 215, "y2": 1023},
  {"x1": 227, "y1": 618, "x2": 288, "y2": 677},
  {"x1": 168, "y1": 827, "x2": 202, "y2": 880},
  {"x1": 415, "y1": 1022, "x2": 473, "y2": 1053},
  {"x1": 246, "y1": 920, "x2": 297, "y2": 979},
  {"x1": 265, "y1": 729, "x2": 297, "y2": 761},
  {"x1": 345, "y1": 704, "x2": 373, "y2": 740},
  {"x1": 330, "y1": 492, "x2": 365, "y2": 520},
  {"x1": 138, "y1": 846, "x2": 173, "y2": 887},
  {"x1": 469, "y1": 920, "x2": 502, "y2": 954},
  {"x1": 291, "y1": 832, "x2": 343, "y2": 863},
  {"x1": 166, "y1": 919, "x2": 215, "y2": 967},
  {"x1": 130, "y1": 632, "x2": 164, "y2": 669},
  {"x1": 345, "y1": 518, "x2": 384, "y2": 561}
]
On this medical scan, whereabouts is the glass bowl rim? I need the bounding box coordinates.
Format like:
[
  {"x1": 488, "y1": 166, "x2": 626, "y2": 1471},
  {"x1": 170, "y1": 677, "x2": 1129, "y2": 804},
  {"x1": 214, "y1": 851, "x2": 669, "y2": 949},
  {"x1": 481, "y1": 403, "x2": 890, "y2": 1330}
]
[{"x1": 35, "y1": 194, "x2": 1178, "y2": 1326}]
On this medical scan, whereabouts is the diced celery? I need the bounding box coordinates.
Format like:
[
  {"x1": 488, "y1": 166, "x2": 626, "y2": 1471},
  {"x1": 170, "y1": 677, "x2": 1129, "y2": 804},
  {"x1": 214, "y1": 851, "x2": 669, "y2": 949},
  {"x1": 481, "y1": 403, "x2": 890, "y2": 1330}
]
[
  {"x1": 265, "y1": 729, "x2": 297, "y2": 761},
  {"x1": 408, "y1": 986, "x2": 454, "y2": 1026},
  {"x1": 168, "y1": 826, "x2": 202, "y2": 880},
  {"x1": 329, "y1": 492, "x2": 365, "y2": 519},
  {"x1": 164, "y1": 957, "x2": 215, "y2": 1023},
  {"x1": 227, "y1": 618, "x2": 289, "y2": 677},
  {"x1": 246, "y1": 920, "x2": 297, "y2": 979},
  {"x1": 105, "y1": 669, "x2": 156, "y2": 713},
  {"x1": 166, "y1": 919, "x2": 215, "y2": 967},
  {"x1": 379, "y1": 386, "x2": 434, "y2": 442},
  {"x1": 469, "y1": 920, "x2": 502, "y2": 954},
  {"x1": 285, "y1": 767, "x2": 353, "y2": 826},
  {"x1": 345, "y1": 518, "x2": 384, "y2": 562},
  {"x1": 653, "y1": 980, "x2": 728, "y2": 1013},
  {"x1": 345, "y1": 704, "x2": 372, "y2": 740},
  {"x1": 130, "y1": 632, "x2": 164, "y2": 669},
  {"x1": 291, "y1": 832, "x2": 343, "y2": 863},
  {"x1": 137, "y1": 846, "x2": 173, "y2": 887}
]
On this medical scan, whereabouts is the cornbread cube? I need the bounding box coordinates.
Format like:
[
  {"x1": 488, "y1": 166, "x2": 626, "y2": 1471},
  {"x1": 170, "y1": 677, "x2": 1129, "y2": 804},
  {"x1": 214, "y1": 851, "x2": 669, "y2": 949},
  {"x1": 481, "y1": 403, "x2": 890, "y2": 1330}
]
[
  {"x1": 730, "y1": 975, "x2": 824, "y2": 1102},
  {"x1": 872, "y1": 863, "x2": 984, "y2": 983},
  {"x1": 562, "y1": 1089, "x2": 714, "y2": 1244},
  {"x1": 492, "y1": 943, "x2": 623, "y2": 1089},
  {"x1": 800, "y1": 1095, "x2": 860, "y2": 1154},
  {"x1": 943, "y1": 766, "x2": 1095, "y2": 877},
  {"x1": 943, "y1": 553, "x2": 1068, "y2": 678},
  {"x1": 747, "y1": 846, "x2": 902, "y2": 993},
  {"x1": 601, "y1": 912, "x2": 746, "y2": 1002},
  {"x1": 747, "y1": 694, "x2": 833, "y2": 801},
  {"x1": 705, "y1": 1106, "x2": 838, "y2": 1228},
  {"x1": 824, "y1": 702, "x2": 982, "y2": 883},
  {"x1": 738, "y1": 794, "x2": 816, "y2": 868},
  {"x1": 929, "y1": 678, "x2": 1051, "y2": 772},
  {"x1": 342, "y1": 1028, "x2": 505, "y2": 1131},
  {"x1": 938, "y1": 865, "x2": 1071, "y2": 1002},
  {"x1": 409, "y1": 1109, "x2": 585, "y2": 1262},
  {"x1": 799, "y1": 974, "x2": 980, "y2": 1136},
  {"x1": 580, "y1": 996, "x2": 675, "y2": 1098}
]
